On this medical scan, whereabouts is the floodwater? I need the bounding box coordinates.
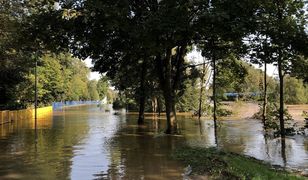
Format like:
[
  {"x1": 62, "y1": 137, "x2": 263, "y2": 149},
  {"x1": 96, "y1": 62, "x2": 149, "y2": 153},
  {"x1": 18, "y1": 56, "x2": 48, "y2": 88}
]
[{"x1": 0, "y1": 105, "x2": 307, "y2": 179}]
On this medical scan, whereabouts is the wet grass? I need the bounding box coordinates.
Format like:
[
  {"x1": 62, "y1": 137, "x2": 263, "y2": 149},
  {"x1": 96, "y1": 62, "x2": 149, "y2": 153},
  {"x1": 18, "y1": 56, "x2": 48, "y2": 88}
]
[{"x1": 173, "y1": 146, "x2": 306, "y2": 180}]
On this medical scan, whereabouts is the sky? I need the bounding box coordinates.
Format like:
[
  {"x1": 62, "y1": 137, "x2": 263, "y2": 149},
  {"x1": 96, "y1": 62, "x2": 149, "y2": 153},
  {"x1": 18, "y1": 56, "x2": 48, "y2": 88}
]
[{"x1": 85, "y1": 58, "x2": 101, "y2": 80}]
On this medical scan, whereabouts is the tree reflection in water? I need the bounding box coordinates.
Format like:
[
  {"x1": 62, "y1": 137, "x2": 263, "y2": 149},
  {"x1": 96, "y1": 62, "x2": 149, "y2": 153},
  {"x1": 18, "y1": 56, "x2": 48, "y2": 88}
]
[{"x1": 0, "y1": 106, "x2": 307, "y2": 179}]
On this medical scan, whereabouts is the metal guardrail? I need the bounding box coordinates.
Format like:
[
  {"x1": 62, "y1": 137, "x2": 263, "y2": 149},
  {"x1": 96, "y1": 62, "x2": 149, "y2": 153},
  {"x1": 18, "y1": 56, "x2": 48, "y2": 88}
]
[{"x1": 52, "y1": 101, "x2": 99, "y2": 110}]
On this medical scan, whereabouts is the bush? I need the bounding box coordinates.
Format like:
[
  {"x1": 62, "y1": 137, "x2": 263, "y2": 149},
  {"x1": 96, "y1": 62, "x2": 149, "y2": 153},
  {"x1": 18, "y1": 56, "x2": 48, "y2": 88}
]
[
  {"x1": 0, "y1": 102, "x2": 27, "y2": 110},
  {"x1": 253, "y1": 102, "x2": 296, "y2": 135},
  {"x1": 216, "y1": 107, "x2": 233, "y2": 117},
  {"x1": 112, "y1": 99, "x2": 125, "y2": 110}
]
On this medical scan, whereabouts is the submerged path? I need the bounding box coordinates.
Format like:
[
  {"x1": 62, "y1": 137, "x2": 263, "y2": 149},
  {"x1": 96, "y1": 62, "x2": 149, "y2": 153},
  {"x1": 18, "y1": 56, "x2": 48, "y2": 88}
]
[{"x1": 0, "y1": 105, "x2": 307, "y2": 179}]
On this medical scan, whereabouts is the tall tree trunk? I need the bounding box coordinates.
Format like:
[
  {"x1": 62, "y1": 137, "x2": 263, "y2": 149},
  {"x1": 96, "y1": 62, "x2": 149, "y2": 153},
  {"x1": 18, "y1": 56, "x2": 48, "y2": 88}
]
[
  {"x1": 138, "y1": 96, "x2": 146, "y2": 124},
  {"x1": 213, "y1": 56, "x2": 217, "y2": 130},
  {"x1": 278, "y1": 58, "x2": 285, "y2": 138},
  {"x1": 156, "y1": 51, "x2": 176, "y2": 134},
  {"x1": 157, "y1": 97, "x2": 161, "y2": 116},
  {"x1": 164, "y1": 91, "x2": 176, "y2": 134},
  {"x1": 262, "y1": 63, "x2": 267, "y2": 128},
  {"x1": 151, "y1": 97, "x2": 157, "y2": 113},
  {"x1": 276, "y1": 0, "x2": 285, "y2": 138},
  {"x1": 198, "y1": 59, "x2": 207, "y2": 124},
  {"x1": 164, "y1": 50, "x2": 176, "y2": 134},
  {"x1": 138, "y1": 60, "x2": 147, "y2": 124}
]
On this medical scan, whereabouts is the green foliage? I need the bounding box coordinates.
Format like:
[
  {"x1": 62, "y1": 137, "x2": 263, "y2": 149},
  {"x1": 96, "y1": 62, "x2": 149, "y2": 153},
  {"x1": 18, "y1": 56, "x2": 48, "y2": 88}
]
[
  {"x1": 1, "y1": 52, "x2": 104, "y2": 108},
  {"x1": 215, "y1": 57, "x2": 280, "y2": 101},
  {"x1": 0, "y1": 1, "x2": 78, "y2": 109},
  {"x1": 36, "y1": 54, "x2": 66, "y2": 104},
  {"x1": 216, "y1": 55, "x2": 247, "y2": 99},
  {"x1": 3, "y1": 0, "x2": 308, "y2": 117},
  {"x1": 254, "y1": 102, "x2": 295, "y2": 133},
  {"x1": 302, "y1": 111, "x2": 308, "y2": 118},
  {"x1": 173, "y1": 147, "x2": 305, "y2": 180},
  {"x1": 112, "y1": 99, "x2": 126, "y2": 110},
  {"x1": 291, "y1": 56, "x2": 308, "y2": 83},
  {"x1": 216, "y1": 107, "x2": 233, "y2": 117},
  {"x1": 88, "y1": 80, "x2": 99, "y2": 100},
  {"x1": 35, "y1": 53, "x2": 91, "y2": 104},
  {"x1": 284, "y1": 76, "x2": 308, "y2": 104},
  {"x1": 177, "y1": 80, "x2": 200, "y2": 112},
  {"x1": 97, "y1": 76, "x2": 109, "y2": 100},
  {"x1": 0, "y1": 0, "x2": 33, "y2": 109},
  {"x1": 112, "y1": 91, "x2": 138, "y2": 111}
]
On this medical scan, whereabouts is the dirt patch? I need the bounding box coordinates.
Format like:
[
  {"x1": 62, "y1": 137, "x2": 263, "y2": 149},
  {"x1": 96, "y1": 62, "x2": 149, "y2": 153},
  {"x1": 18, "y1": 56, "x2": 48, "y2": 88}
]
[
  {"x1": 221, "y1": 102, "x2": 308, "y2": 122},
  {"x1": 286, "y1": 104, "x2": 308, "y2": 121},
  {"x1": 221, "y1": 102, "x2": 260, "y2": 120}
]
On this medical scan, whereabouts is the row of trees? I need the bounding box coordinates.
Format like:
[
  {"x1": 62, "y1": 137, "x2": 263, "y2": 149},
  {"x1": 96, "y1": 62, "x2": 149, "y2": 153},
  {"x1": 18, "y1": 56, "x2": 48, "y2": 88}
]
[
  {"x1": 33, "y1": 53, "x2": 111, "y2": 106},
  {"x1": 1, "y1": 0, "x2": 307, "y2": 135},
  {"x1": 113, "y1": 56, "x2": 308, "y2": 111},
  {"x1": 1, "y1": 52, "x2": 110, "y2": 109},
  {"x1": 0, "y1": 1, "x2": 113, "y2": 109}
]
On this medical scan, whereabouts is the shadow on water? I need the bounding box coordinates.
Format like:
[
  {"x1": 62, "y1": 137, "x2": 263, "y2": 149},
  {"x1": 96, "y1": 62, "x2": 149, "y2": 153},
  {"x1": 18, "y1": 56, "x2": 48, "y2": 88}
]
[{"x1": 0, "y1": 105, "x2": 307, "y2": 179}]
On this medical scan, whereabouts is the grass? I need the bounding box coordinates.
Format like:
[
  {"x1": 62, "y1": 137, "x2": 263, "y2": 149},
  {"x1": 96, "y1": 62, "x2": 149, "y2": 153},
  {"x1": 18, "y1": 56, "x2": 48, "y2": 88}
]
[{"x1": 172, "y1": 146, "x2": 306, "y2": 180}]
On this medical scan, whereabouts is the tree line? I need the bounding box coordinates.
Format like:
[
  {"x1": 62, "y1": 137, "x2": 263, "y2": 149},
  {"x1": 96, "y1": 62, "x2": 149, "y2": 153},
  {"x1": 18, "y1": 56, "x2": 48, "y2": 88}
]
[
  {"x1": 0, "y1": 52, "x2": 110, "y2": 109},
  {"x1": 1, "y1": 0, "x2": 307, "y2": 135}
]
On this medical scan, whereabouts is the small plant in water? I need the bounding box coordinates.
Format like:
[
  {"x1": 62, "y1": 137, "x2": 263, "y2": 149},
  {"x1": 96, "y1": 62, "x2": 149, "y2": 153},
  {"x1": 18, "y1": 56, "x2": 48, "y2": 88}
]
[
  {"x1": 254, "y1": 102, "x2": 297, "y2": 136},
  {"x1": 302, "y1": 111, "x2": 308, "y2": 118}
]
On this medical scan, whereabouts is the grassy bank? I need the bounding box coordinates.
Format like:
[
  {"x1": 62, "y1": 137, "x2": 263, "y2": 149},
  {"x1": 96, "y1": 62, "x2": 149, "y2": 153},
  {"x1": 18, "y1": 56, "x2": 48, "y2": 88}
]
[{"x1": 173, "y1": 147, "x2": 305, "y2": 180}]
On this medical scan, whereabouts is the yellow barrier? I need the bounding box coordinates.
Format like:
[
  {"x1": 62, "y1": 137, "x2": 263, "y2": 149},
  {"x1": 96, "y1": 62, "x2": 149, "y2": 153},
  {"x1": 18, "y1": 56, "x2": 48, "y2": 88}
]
[
  {"x1": 0, "y1": 106, "x2": 53, "y2": 125},
  {"x1": 32, "y1": 106, "x2": 53, "y2": 118}
]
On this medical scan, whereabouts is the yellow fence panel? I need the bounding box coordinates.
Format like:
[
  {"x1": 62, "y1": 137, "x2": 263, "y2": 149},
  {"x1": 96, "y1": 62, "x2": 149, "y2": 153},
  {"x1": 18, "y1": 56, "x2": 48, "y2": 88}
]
[{"x1": 0, "y1": 106, "x2": 53, "y2": 125}]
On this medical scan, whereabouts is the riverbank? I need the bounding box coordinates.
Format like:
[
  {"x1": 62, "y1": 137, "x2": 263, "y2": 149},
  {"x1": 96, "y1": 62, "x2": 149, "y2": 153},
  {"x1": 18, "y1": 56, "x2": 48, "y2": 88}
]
[
  {"x1": 220, "y1": 102, "x2": 308, "y2": 122},
  {"x1": 173, "y1": 146, "x2": 306, "y2": 180}
]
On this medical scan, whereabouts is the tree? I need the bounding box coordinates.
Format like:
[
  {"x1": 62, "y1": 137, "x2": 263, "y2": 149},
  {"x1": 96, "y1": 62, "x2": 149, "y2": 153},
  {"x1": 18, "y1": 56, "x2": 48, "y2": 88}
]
[
  {"x1": 0, "y1": 0, "x2": 70, "y2": 109},
  {"x1": 249, "y1": 34, "x2": 275, "y2": 126},
  {"x1": 0, "y1": 0, "x2": 33, "y2": 109},
  {"x1": 196, "y1": 0, "x2": 257, "y2": 130},
  {"x1": 284, "y1": 76, "x2": 307, "y2": 104},
  {"x1": 253, "y1": 0, "x2": 307, "y2": 137},
  {"x1": 198, "y1": 59, "x2": 210, "y2": 122},
  {"x1": 88, "y1": 80, "x2": 99, "y2": 100},
  {"x1": 290, "y1": 56, "x2": 308, "y2": 83},
  {"x1": 215, "y1": 55, "x2": 248, "y2": 99},
  {"x1": 35, "y1": 54, "x2": 66, "y2": 105},
  {"x1": 43, "y1": 0, "x2": 206, "y2": 133},
  {"x1": 97, "y1": 76, "x2": 109, "y2": 100}
]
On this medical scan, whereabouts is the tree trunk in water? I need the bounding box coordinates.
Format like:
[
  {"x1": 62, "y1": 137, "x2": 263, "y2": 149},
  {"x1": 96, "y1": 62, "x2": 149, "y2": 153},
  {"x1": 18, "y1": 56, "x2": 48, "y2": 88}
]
[
  {"x1": 262, "y1": 63, "x2": 267, "y2": 128},
  {"x1": 151, "y1": 97, "x2": 157, "y2": 113},
  {"x1": 164, "y1": 91, "x2": 176, "y2": 134},
  {"x1": 138, "y1": 60, "x2": 147, "y2": 125},
  {"x1": 198, "y1": 60, "x2": 207, "y2": 124},
  {"x1": 164, "y1": 50, "x2": 176, "y2": 134},
  {"x1": 213, "y1": 57, "x2": 217, "y2": 129},
  {"x1": 278, "y1": 59, "x2": 285, "y2": 138},
  {"x1": 138, "y1": 95, "x2": 146, "y2": 125},
  {"x1": 157, "y1": 97, "x2": 161, "y2": 116},
  {"x1": 276, "y1": 0, "x2": 285, "y2": 138}
]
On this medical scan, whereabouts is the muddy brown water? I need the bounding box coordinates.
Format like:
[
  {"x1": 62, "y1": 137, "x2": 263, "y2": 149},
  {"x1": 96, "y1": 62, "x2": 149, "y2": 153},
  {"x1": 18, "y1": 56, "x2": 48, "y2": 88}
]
[{"x1": 0, "y1": 105, "x2": 307, "y2": 179}]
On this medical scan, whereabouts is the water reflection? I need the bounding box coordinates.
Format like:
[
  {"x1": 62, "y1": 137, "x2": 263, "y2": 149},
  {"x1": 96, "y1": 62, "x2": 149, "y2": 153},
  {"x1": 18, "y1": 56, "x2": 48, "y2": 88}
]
[
  {"x1": 184, "y1": 119, "x2": 308, "y2": 171},
  {"x1": 97, "y1": 123, "x2": 185, "y2": 179},
  {"x1": 0, "y1": 106, "x2": 307, "y2": 180}
]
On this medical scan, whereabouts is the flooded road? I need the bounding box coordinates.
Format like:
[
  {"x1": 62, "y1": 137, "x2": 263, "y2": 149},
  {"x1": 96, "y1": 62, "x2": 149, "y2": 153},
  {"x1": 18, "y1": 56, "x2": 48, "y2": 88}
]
[{"x1": 0, "y1": 105, "x2": 307, "y2": 179}]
